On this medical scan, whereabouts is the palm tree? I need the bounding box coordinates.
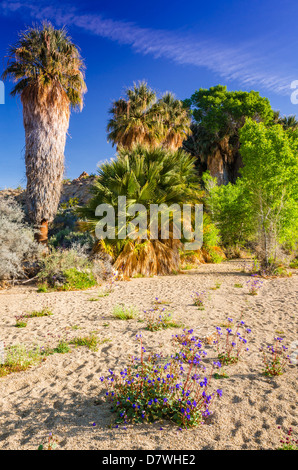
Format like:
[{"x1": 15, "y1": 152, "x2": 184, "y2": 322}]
[
  {"x1": 2, "y1": 23, "x2": 87, "y2": 243},
  {"x1": 155, "y1": 92, "x2": 191, "y2": 150},
  {"x1": 107, "y1": 82, "x2": 192, "y2": 151},
  {"x1": 107, "y1": 81, "x2": 160, "y2": 149},
  {"x1": 279, "y1": 115, "x2": 298, "y2": 130},
  {"x1": 272, "y1": 111, "x2": 298, "y2": 130},
  {"x1": 78, "y1": 145, "x2": 200, "y2": 277}
]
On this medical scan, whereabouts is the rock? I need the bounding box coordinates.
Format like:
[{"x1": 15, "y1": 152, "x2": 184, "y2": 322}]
[{"x1": 0, "y1": 173, "x2": 98, "y2": 208}]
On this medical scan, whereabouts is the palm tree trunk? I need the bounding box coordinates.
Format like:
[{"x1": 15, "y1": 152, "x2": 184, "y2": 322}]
[{"x1": 22, "y1": 86, "x2": 70, "y2": 243}]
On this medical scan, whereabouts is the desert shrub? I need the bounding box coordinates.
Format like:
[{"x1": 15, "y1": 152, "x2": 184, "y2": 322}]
[
  {"x1": 0, "y1": 198, "x2": 41, "y2": 280},
  {"x1": 37, "y1": 244, "x2": 97, "y2": 290},
  {"x1": 102, "y1": 335, "x2": 222, "y2": 427},
  {"x1": 49, "y1": 228, "x2": 94, "y2": 250},
  {"x1": 48, "y1": 201, "x2": 95, "y2": 251}
]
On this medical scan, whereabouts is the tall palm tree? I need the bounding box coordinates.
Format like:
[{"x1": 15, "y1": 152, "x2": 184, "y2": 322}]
[
  {"x1": 155, "y1": 92, "x2": 191, "y2": 150},
  {"x1": 2, "y1": 23, "x2": 87, "y2": 243},
  {"x1": 78, "y1": 145, "x2": 200, "y2": 277},
  {"x1": 107, "y1": 81, "x2": 160, "y2": 149}
]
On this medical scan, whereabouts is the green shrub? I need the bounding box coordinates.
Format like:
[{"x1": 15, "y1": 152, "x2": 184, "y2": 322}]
[
  {"x1": 61, "y1": 268, "x2": 97, "y2": 291},
  {"x1": 37, "y1": 246, "x2": 98, "y2": 291}
]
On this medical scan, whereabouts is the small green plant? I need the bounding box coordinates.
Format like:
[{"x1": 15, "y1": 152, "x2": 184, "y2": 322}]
[
  {"x1": 260, "y1": 337, "x2": 291, "y2": 376},
  {"x1": 210, "y1": 281, "x2": 221, "y2": 290},
  {"x1": 14, "y1": 308, "x2": 53, "y2": 328},
  {"x1": 15, "y1": 314, "x2": 28, "y2": 328},
  {"x1": 144, "y1": 301, "x2": 182, "y2": 331},
  {"x1": 42, "y1": 340, "x2": 71, "y2": 355},
  {"x1": 0, "y1": 345, "x2": 42, "y2": 377},
  {"x1": 98, "y1": 291, "x2": 110, "y2": 297},
  {"x1": 234, "y1": 283, "x2": 243, "y2": 288},
  {"x1": 53, "y1": 341, "x2": 71, "y2": 354},
  {"x1": 38, "y1": 432, "x2": 58, "y2": 450},
  {"x1": 69, "y1": 334, "x2": 99, "y2": 351},
  {"x1": 26, "y1": 308, "x2": 53, "y2": 318},
  {"x1": 191, "y1": 291, "x2": 206, "y2": 310},
  {"x1": 60, "y1": 268, "x2": 97, "y2": 291},
  {"x1": 213, "y1": 371, "x2": 229, "y2": 379},
  {"x1": 112, "y1": 305, "x2": 139, "y2": 320},
  {"x1": 37, "y1": 284, "x2": 48, "y2": 293},
  {"x1": 180, "y1": 263, "x2": 197, "y2": 271}
]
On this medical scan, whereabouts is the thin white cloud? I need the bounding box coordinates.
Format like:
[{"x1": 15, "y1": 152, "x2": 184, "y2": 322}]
[{"x1": 1, "y1": 0, "x2": 295, "y2": 95}]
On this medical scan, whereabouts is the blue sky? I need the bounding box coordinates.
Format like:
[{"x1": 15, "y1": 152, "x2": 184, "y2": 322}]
[{"x1": 0, "y1": 0, "x2": 298, "y2": 188}]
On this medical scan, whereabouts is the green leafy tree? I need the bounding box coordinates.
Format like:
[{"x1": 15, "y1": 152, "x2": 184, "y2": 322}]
[
  {"x1": 239, "y1": 119, "x2": 298, "y2": 265},
  {"x1": 183, "y1": 85, "x2": 274, "y2": 184},
  {"x1": 202, "y1": 172, "x2": 254, "y2": 248}
]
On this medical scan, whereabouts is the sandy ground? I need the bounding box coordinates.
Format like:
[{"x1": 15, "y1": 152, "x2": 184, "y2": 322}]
[{"x1": 0, "y1": 259, "x2": 297, "y2": 450}]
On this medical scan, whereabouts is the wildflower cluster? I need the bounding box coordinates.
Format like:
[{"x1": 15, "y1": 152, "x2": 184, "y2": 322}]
[
  {"x1": 260, "y1": 337, "x2": 291, "y2": 376},
  {"x1": 144, "y1": 298, "x2": 179, "y2": 331},
  {"x1": 102, "y1": 334, "x2": 222, "y2": 428},
  {"x1": 213, "y1": 318, "x2": 251, "y2": 365},
  {"x1": 172, "y1": 329, "x2": 207, "y2": 365},
  {"x1": 14, "y1": 313, "x2": 28, "y2": 328},
  {"x1": 191, "y1": 291, "x2": 206, "y2": 310},
  {"x1": 277, "y1": 426, "x2": 298, "y2": 450},
  {"x1": 247, "y1": 274, "x2": 263, "y2": 295},
  {"x1": 105, "y1": 272, "x2": 118, "y2": 293}
]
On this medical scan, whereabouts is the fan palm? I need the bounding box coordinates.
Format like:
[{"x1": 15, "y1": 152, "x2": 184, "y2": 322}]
[
  {"x1": 2, "y1": 23, "x2": 87, "y2": 243},
  {"x1": 155, "y1": 92, "x2": 191, "y2": 150},
  {"x1": 107, "y1": 83, "x2": 192, "y2": 151},
  {"x1": 78, "y1": 145, "x2": 201, "y2": 276},
  {"x1": 279, "y1": 115, "x2": 298, "y2": 130},
  {"x1": 107, "y1": 81, "x2": 160, "y2": 149}
]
